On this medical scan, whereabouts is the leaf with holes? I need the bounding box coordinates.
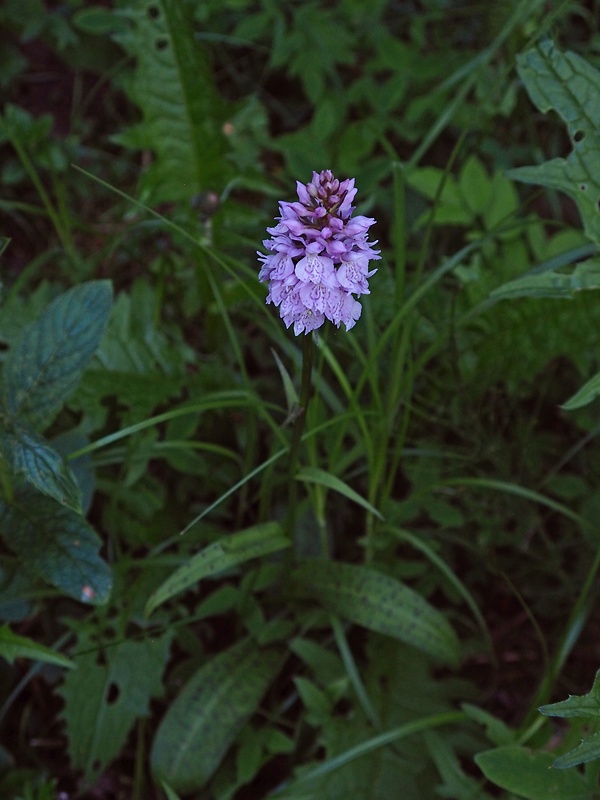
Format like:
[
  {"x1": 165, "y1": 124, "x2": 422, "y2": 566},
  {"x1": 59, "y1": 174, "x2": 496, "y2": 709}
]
[
  {"x1": 0, "y1": 490, "x2": 112, "y2": 604},
  {"x1": 151, "y1": 638, "x2": 281, "y2": 793},
  {"x1": 145, "y1": 522, "x2": 289, "y2": 617},
  {"x1": 0, "y1": 418, "x2": 81, "y2": 512},
  {"x1": 114, "y1": 0, "x2": 230, "y2": 201},
  {"x1": 507, "y1": 40, "x2": 600, "y2": 246},
  {"x1": 2, "y1": 281, "x2": 113, "y2": 431},
  {"x1": 58, "y1": 628, "x2": 172, "y2": 785},
  {"x1": 292, "y1": 560, "x2": 460, "y2": 666}
]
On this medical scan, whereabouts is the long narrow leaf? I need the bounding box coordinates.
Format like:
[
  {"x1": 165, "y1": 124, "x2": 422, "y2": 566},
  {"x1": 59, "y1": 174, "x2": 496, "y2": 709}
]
[
  {"x1": 144, "y1": 522, "x2": 289, "y2": 616},
  {"x1": 151, "y1": 638, "x2": 280, "y2": 793},
  {"x1": 389, "y1": 527, "x2": 492, "y2": 652},
  {"x1": 296, "y1": 467, "x2": 383, "y2": 520},
  {"x1": 276, "y1": 711, "x2": 464, "y2": 794},
  {"x1": 292, "y1": 560, "x2": 460, "y2": 665},
  {"x1": 0, "y1": 625, "x2": 74, "y2": 669}
]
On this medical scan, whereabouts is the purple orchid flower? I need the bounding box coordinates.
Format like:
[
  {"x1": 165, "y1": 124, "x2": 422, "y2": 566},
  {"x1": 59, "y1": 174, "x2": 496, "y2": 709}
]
[{"x1": 258, "y1": 170, "x2": 380, "y2": 335}]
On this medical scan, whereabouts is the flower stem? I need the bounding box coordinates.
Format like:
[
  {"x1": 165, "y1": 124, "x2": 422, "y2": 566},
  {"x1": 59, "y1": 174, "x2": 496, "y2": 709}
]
[
  {"x1": 0, "y1": 455, "x2": 14, "y2": 505},
  {"x1": 286, "y1": 333, "x2": 314, "y2": 545}
]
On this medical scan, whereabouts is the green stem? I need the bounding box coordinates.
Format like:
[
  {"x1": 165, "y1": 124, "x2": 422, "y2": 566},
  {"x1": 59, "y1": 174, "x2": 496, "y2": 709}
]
[
  {"x1": 285, "y1": 334, "x2": 315, "y2": 546},
  {"x1": 0, "y1": 456, "x2": 14, "y2": 504},
  {"x1": 8, "y1": 133, "x2": 76, "y2": 264}
]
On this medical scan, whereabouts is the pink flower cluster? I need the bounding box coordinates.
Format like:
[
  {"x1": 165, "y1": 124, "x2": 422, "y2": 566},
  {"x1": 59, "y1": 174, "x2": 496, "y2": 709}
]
[{"x1": 258, "y1": 170, "x2": 380, "y2": 335}]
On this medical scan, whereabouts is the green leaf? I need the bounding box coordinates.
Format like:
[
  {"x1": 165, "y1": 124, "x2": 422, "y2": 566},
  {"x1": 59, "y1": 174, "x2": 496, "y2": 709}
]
[
  {"x1": 0, "y1": 559, "x2": 39, "y2": 621},
  {"x1": 292, "y1": 560, "x2": 460, "y2": 666},
  {"x1": 93, "y1": 281, "x2": 194, "y2": 377},
  {"x1": 278, "y1": 638, "x2": 462, "y2": 800},
  {"x1": 294, "y1": 676, "x2": 333, "y2": 725},
  {"x1": 114, "y1": 0, "x2": 230, "y2": 201},
  {"x1": 538, "y1": 670, "x2": 600, "y2": 768},
  {"x1": 390, "y1": 527, "x2": 491, "y2": 652},
  {"x1": 425, "y1": 730, "x2": 492, "y2": 800},
  {"x1": 490, "y1": 258, "x2": 600, "y2": 299},
  {"x1": 552, "y1": 732, "x2": 600, "y2": 770},
  {"x1": 73, "y1": 5, "x2": 130, "y2": 35},
  {"x1": 475, "y1": 746, "x2": 592, "y2": 799},
  {"x1": 0, "y1": 418, "x2": 81, "y2": 512},
  {"x1": 296, "y1": 467, "x2": 384, "y2": 521},
  {"x1": 459, "y1": 154, "x2": 492, "y2": 215},
  {"x1": 461, "y1": 703, "x2": 514, "y2": 747},
  {"x1": 271, "y1": 348, "x2": 299, "y2": 418},
  {"x1": 144, "y1": 522, "x2": 289, "y2": 616},
  {"x1": 2, "y1": 281, "x2": 113, "y2": 431},
  {"x1": 52, "y1": 429, "x2": 95, "y2": 515},
  {"x1": 508, "y1": 40, "x2": 600, "y2": 246},
  {"x1": 0, "y1": 490, "x2": 112, "y2": 604},
  {"x1": 0, "y1": 624, "x2": 74, "y2": 668},
  {"x1": 70, "y1": 280, "x2": 193, "y2": 429},
  {"x1": 160, "y1": 782, "x2": 182, "y2": 800},
  {"x1": 58, "y1": 628, "x2": 172, "y2": 784},
  {"x1": 151, "y1": 638, "x2": 281, "y2": 793},
  {"x1": 540, "y1": 669, "x2": 600, "y2": 720},
  {"x1": 279, "y1": 712, "x2": 464, "y2": 796},
  {"x1": 562, "y1": 371, "x2": 600, "y2": 410}
]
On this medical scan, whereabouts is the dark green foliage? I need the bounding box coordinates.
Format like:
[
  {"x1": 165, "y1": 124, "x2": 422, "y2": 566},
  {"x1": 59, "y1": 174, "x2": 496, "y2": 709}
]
[
  {"x1": 0, "y1": 490, "x2": 112, "y2": 605},
  {"x1": 114, "y1": 0, "x2": 231, "y2": 202},
  {"x1": 292, "y1": 560, "x2": 460, "y2": 666},
  {"x1": 151, "y1": 638, "x2": 281, "y2": 792},
  {"x1": 2, "y1": 1, "x2": 600, "y2": 799},
  {"x1": 59, "y1": 626, "x2": 172, "y2": 784}
]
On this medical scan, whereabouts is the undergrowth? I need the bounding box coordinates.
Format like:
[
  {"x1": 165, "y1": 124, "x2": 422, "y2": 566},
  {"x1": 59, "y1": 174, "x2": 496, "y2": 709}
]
[{"x1": 2, "y1": 1, "x2": 600, "y2": 799}]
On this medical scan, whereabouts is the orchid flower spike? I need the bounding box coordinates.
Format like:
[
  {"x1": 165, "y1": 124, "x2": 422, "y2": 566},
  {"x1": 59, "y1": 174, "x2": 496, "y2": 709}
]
[{"x1": 258, "y1": 170, "x2": 380, "y2": 335}]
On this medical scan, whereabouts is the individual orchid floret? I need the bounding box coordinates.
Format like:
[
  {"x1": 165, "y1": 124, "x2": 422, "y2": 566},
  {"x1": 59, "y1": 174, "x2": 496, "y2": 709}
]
[{"x1": 258, "y1": 170, "x2": 380, "y2": 334}]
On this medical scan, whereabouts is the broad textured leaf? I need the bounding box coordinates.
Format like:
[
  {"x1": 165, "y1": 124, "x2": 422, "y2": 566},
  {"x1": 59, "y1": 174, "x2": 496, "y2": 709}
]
[
  {"x1": 507, "y1": 41, "x2": 600, "y2": 245},
  {"x1": 296, "y1": 467, "x2": 384, "y2": 520},
  {"x1": 540, "y1": 669, "x2": 600, "y2": 720},
  {"x1": 3, "y1": 281, "x2": 113, "y2": 430},
  {"x1": 490, "y1": 258, "x2": 600, "y2": 299},
  {"x1": 0, "y1": 418, "x2": 81, "y2": 512},
  {"x1": 292, "y1": 560, "x2": 460, "y2": 666},
  {"x1": 475, "y1": 746, "x2": 591, "y2": 799},
  {"x1": 0, "y1": 560, "x2": 39, "y2": 621},
  {"x1": 58, "y1": 629, "x2": 171, "y2": 784},
  {"x1": 114, "y1": 0, "x2": 230, "y2": 201},
  {"x1": 151, "y1": 638, "x2": 280, "y2": 793},
  {"x1": 145, "y1": 522, "x2": 289, "y2": 616},
  {"x1": 0, "y1": 624, "x2": 74, "y2": 668},
  {"x1": 0, "y1": 490, "x2": 112, "y2": 604},
  {"x1": 52, "y1": 429, "x2": 95, "y2": 515}
]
